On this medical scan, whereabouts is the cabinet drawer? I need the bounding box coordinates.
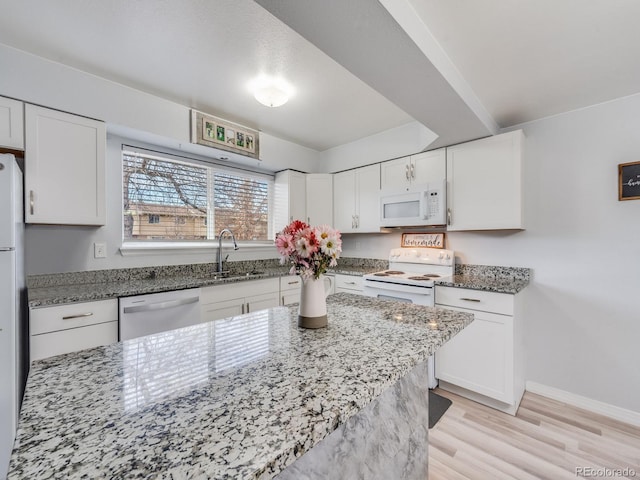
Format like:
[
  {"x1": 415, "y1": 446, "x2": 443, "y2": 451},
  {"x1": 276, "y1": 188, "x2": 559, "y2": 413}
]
[
  {"x1": 435, "y1": 286, "x2": 513, "y2": 315},
  {"x1": 30, "y1": 321, "x2": 118, "y2": 361},
  {"x1": 280, "y1": 275, "x2": 302, "y2": 291},
  {"x1": 30, "y1": 299, "x2": 118, "y2": 335},
  {"x1": 200, "y1": 278, "x2": 279, "y2": 304},
  {"x1": 335, "y1": 275, "x2": 363, "y2": 292}
]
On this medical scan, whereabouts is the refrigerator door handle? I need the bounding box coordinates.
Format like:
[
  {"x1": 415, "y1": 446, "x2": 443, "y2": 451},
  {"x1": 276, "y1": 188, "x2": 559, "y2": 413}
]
[{"x1": 29, "y1": 190, "x2": 34, "y2": 215}]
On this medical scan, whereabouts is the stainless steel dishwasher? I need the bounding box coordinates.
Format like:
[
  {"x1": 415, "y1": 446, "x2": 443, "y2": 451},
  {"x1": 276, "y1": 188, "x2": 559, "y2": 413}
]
[{"x1": 119, "y1": 288, "x2": 201, "y2": 341}]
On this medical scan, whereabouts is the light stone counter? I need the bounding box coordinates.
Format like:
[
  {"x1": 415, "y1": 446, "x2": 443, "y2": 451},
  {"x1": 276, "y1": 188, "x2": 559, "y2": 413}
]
[{"x1": 9, "y1": 293, "x2": 472, "y2": 479}]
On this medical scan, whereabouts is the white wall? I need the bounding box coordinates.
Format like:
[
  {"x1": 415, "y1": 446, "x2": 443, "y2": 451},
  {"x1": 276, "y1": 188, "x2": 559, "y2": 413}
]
[
  {"x1": 339, "y1": 94, "x2": 640, "y2": 414},
  {"x1": 318, "y1": 121, "x2": 438, "y2": 173}
]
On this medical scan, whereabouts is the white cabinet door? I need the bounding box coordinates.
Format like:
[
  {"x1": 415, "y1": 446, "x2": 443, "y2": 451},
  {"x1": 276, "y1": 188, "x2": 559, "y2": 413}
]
[
  {"x1": 274, "y1": 170, "x2": 307, "y2": 231},
  {"x1": 333, "y1": 169, "x2": 356, "y2": 233},
  {"x1": 25, "y1": 104, "x2": 106, "y2": 225},
  {"x1": 201, "y1": 278, "x2": 279, "y2": 321},
  {"x1": 435, "y1": 306, "x2": 514, "y2": 404},
  {"x1": 334, "y1": 274, "x2": 364, "y2": 294},
  {"x1": 0, "y1": 96, "x2": 24, "y2": 150},
  {"x1": 355, "y1": 164, "x2": 381, "y2": 232},
  {"x1": 446, "y1": 130, "x2": 523, "y2": 231},
  {"x1": 201, "y1": 297, "x2": 245, "y2": 322},
  {"x1": 306, "y1": 174, "x2": 333, "y2": 226},
  {"x1": 30, "y1": 299, "x2": 118, "y2": 361},
  {"x1": 380, "y1": 156, "x2": 410, "y2": 191},
  {"x1": 246, "y1": 292, "x2": 279, "y2": 313},
  {"x1": 411, "y1": 149, "x2": 446, "y2": 186}
]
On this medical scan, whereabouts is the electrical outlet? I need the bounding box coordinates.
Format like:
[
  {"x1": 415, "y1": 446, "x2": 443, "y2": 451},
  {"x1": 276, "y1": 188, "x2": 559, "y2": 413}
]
[{"x1": 94, "y1": 242, "x2": 106, "y2": 259}]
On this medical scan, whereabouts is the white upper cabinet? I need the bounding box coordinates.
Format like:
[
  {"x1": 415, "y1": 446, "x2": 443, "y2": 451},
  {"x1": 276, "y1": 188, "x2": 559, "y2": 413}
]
[
  {"x1": 25, "y1": 104, "x2": 106, "y2": 225},
  {"x1": 305, "y1": 174, "x2": 333, "y2": 226},
  {"x1": 274, "y1": 169, "x2": 306, "y2": 232},
  {"x1": 0, "y1": 96, "x2": 24, "y2": 150},
  {"x1": 333, "y1": 163, "x2": 380, "y2": 233},
  {"x1": 446, "y1": 130, "x2": 524, "y2": 231},
  {"x1": 380, "y1": 149, "x2": 446, "y2": 191}
]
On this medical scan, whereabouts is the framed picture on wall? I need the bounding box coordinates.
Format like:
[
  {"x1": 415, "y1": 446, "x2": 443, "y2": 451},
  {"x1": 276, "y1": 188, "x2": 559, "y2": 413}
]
[
  {"x1": 191, "y1": 109, "x2": 260, "y2": 159},
  {"x1": 618, "y1": 161, "x2": 640, "y2": 200},
  {"x1": 400, "y1": 233, "x2": 445, "y2": 248}
]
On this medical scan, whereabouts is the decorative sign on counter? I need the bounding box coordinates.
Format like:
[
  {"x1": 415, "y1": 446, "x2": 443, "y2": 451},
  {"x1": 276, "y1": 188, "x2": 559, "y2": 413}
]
[
  {"x1": 401, "y1": 233, "x2": 444, "y2": 248},
  {"x1": 619, "y1": 161, "x2": 640, "y2": 200},
  {"x1": 191, "y1": 110, "x2": 260, "y2": 159}
]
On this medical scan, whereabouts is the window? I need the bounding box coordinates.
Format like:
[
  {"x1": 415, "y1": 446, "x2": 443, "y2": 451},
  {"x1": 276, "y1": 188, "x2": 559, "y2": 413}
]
[{"x1": 123, "y1": 149, "x2": 273, "y2": 243}]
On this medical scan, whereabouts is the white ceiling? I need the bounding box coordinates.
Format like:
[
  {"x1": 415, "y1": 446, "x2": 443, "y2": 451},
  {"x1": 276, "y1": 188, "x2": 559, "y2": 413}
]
[
  {"x1": 0, "y1": 0, "x2": 413, "y2": 151},
  {"x1": 409, "y1": 0, "x2": 640, "y2": 127},
  {"x1": 2, "y1": 0, "x2": 640, "y2": 152}
]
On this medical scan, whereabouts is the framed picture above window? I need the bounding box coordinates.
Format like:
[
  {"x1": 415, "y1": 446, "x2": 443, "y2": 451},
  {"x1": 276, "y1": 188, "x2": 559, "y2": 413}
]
[{"x1": 191, "y1": 109, "x2": 260, "y2": 159}]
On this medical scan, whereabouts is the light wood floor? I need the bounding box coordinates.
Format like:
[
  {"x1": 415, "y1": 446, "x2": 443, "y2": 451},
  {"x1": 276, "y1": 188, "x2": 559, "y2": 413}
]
[{"x1": 429, "y1": 389, "x2": 640, "y2": 480}]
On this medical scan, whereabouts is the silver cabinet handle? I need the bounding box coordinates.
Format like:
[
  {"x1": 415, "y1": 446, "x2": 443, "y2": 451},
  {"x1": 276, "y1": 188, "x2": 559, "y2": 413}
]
[
  {"x1": 307, "y1": 217, "x2": 310, "y2": 224},
  {"x1": 62, "y1": 312, "x2": 94, "y2": 320},
  {"x1": 351, "y1": 215, "x2": 355, "y2": 229},
  {"x1": 29, "y1": 190, "x2": 34, "y2": 215},
  {"x1": 241, "y1": 303, "x2": 245, "y2": 314},
  {"x1": 346, "y1": 281, "x2": 356, "y2": 285},
  {"x1": 410, "y1": 163, "x2": 415, "y2": 179},
  {"x1": 460, "y1": 298, "x2": 481, "y2": 303},
  {"x1": 123, "y1": 296, "x2": 199, "y2": 314},
  {"x1": 355, "y1": 215, "x2": 359, "y2": 229},
  {"x1": 246, "y1": 302, "x2": 250, "y2": 313},
  {"x1": 288, "y1": 281, "x2": 298, "y2": 285},
  {"x1": 282, "y1": 296, "x2": 285, "y2": 305},
  {"x1": 405, "y1": 164, "x2": 410, "y2": 180},
  {"x1": 447, "y1": 208, "x2": 452, "y2": 226}
]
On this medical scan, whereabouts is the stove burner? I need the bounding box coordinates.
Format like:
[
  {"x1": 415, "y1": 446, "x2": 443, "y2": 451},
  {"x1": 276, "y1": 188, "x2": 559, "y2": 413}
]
[
  {"x1": 373, "y1": 272, "x2": 389, "y2": 276},
  {"x1": 407, "y1": 276, "x2": 433, "y2": 281},
  {"x1": 384, "y1": 270, "x2": 405, "y2": 275}
]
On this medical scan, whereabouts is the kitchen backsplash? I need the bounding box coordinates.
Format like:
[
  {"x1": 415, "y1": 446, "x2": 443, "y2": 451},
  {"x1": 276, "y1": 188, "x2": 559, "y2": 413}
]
[{"x1": 27, "y1": 257, "x2": 390, "y2": 288}]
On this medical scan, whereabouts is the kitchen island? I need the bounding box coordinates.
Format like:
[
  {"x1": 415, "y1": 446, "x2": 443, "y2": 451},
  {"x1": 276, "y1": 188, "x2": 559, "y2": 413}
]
[{"x1": 9, "y1": 293, "x2": 473, "y2": 479}]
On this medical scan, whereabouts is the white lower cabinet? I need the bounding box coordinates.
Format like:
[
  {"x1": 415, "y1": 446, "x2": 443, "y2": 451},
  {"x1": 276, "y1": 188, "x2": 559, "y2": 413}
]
[
  {"x1": 334, "y1": 274, "x2": 364, "y2": 295},
  {"x1": 30, "y1": 299, "x2": 118, "y2": 361},
  {"x1": 201, "y1": 278, "x2": 280, "y2": 322},
  {"x1": 435, "y1": 286, "x2": 524, "y2": 415},
  {"x1": 280, "y1": 275, "x2": 302, "y2": 306}
]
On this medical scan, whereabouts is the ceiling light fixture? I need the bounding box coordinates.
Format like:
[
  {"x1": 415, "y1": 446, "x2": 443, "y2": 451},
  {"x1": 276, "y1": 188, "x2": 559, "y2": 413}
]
[{"x1": 250, "y1": 75, "x2": 294, "y2": 108}]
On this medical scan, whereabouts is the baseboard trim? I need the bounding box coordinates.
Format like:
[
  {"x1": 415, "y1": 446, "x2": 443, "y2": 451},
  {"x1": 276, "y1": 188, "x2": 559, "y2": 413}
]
[{"x1": 525, "y1": 381, "x2": 640, "y2": 427}]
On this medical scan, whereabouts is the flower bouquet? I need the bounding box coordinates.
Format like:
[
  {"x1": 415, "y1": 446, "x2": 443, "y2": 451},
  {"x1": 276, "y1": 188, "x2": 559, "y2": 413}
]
[
  {"x1": 275, "y1": 220, "x2": 342, "y2": 328},
  {"x1": 275, "y1": 219, "x2": 342, "y2": 280}
]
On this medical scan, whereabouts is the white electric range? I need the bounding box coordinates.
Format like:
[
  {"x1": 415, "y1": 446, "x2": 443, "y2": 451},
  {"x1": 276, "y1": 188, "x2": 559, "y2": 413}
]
[
  {"x1": 363, "y1": 248, "x2": 455, "y2": 306},
  {"x1": 363, "y1": 247, "x2": 455, "y2": 389}
]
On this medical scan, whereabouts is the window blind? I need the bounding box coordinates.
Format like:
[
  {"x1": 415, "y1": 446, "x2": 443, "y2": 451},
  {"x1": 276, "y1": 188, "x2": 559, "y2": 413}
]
[{"x1": 122, "y1": 148, "x2": 273, "y2": 242}]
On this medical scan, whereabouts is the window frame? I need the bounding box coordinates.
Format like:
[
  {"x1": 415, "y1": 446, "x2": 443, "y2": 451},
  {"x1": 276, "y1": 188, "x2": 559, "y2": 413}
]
[{"x1": 120, "y1": 145, "x2": 276, "y2": 255}]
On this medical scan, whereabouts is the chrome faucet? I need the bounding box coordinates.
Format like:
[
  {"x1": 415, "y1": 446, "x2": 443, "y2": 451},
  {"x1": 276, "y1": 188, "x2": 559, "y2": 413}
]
[{"x1": 217, "y1": 228, "x2": 239, "y2": 275}]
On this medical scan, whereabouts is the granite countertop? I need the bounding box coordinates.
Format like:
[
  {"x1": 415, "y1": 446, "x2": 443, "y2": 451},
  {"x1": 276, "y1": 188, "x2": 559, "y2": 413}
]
[
  {"x1": 435, "y1": 264, "x2": 531, "y2": 294},
  {"x1": 435, "y1": 275, "x2": 529, "y2": 294},
  {"x1": 9, "y1": 293, "x2": 473, "y2": 480},
  {"x1": 27, "y1": 267, "x2": 374, "y2": 309}
]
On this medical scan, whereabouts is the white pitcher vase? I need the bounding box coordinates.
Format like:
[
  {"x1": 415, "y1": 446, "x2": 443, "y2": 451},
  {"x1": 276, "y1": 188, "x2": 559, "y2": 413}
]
[{"x1": 298, "y1": 274, "x2": 330, "y2": 329}]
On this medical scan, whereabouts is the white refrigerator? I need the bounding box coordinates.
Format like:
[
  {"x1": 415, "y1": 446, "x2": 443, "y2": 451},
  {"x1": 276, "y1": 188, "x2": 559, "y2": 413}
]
[{"x1": 0, "y1": 154, "x2": 26, "y2": 478}]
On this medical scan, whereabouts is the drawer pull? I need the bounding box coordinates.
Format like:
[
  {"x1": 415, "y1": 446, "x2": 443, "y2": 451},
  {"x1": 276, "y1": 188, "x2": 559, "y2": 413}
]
[
  {"x1": 346, "y1": 281, "x2": 356, "y2": 285},
  {"x1": 62, "y1": 312, "x2": 94, "y2": 320},
  {"x1": 460, "y1": 297, "x2": 481, "y2": 303},
  {"x1": 288, "y1": 281, "x2": 298, "y2": 285}
]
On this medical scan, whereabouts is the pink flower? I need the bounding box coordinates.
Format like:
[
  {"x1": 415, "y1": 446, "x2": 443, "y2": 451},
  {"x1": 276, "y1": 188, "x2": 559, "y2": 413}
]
[{"x1": 275, "y1": 233, "x2": 295, "y2": 256}]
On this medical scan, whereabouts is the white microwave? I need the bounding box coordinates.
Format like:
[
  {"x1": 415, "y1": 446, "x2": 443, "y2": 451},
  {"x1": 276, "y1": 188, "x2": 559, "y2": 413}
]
[{"x1": 380, "y1": 181, "x2": 446, "y2": 227}]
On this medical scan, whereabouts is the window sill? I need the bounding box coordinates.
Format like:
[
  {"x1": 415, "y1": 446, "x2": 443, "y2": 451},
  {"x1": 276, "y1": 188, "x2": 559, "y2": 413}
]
[{"x1": 120, "y1": 241, "x2": 275, "y2": 257}]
